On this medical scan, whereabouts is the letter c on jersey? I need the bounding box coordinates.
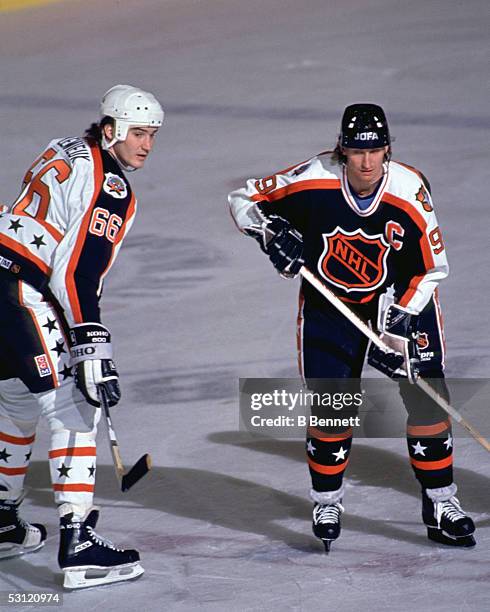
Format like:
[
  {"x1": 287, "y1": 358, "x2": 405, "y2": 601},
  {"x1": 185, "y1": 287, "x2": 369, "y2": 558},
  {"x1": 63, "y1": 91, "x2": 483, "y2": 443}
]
[{"x1": 385, "y1": 221, "x2": 405, "y2": 251}]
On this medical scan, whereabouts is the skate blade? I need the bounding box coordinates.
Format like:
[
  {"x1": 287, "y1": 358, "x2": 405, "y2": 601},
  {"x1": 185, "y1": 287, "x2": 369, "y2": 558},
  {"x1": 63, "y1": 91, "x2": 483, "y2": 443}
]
[
  {"x1": 0, "y1": 540, "x2": 45, "y2": 560},
  {"x1": 427, "y1": 528, "x2": 476, "y2": 548},
  {"x1": 322, "y1": 539, "x2": 333, "y2": 554},
  {"x1": 63, "y1": 562, "x2": 144, "y2": 589}
]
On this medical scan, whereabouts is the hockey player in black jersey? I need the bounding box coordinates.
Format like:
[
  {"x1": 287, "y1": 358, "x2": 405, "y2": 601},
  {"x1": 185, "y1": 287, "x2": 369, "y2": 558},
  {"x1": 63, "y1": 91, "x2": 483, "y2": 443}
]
[{"x1": 228, "y1": 103, "x2": 475, "y2": 552}]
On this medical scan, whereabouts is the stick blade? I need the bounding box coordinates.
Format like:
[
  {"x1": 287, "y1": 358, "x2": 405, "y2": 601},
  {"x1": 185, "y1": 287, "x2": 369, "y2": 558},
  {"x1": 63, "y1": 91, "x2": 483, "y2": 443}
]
[{"x1": 121, "y1": 454, "x2": 152, "y2": 492}]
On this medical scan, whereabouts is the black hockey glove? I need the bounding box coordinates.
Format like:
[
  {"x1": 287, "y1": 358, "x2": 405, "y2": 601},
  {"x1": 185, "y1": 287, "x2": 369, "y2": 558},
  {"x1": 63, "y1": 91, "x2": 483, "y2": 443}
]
[
  {"x1": 368, "y1": 304, "x2": 420, "y2": 382},
  {"x1": 247, "y1": 214, "x2": 304, "y2": 278},
  {"x1": 69, "y1": 323, "x2": 121, "y2": 407}
]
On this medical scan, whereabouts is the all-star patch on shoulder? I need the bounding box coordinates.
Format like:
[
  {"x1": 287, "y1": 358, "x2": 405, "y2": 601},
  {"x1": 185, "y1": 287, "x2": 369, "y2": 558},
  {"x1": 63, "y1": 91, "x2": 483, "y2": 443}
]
[
  {"x1": 103, "y1": 173, "x2": 128, "y2": 199},
  {"x1": 415, "y1": 185, "x2": 433, "y2": 212},
  {"x1": 292, "y1": 163, "x2": 311, "y2": 177}
]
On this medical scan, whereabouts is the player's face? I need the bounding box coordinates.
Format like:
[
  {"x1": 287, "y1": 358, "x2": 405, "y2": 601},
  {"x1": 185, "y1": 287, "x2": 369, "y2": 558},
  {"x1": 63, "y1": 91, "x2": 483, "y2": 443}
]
[
  {"x1": 107, "y1": 126, "x2": 159, "y2": 169},
  {"x1": 342, "y1": 146, "x2": 388, "y2": 194}
]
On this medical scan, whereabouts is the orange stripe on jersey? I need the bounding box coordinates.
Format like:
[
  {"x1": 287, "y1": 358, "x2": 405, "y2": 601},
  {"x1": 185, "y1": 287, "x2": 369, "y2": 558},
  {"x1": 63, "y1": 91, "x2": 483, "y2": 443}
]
[
  {"x1": 49, "y1": 446, "x2": 96, "y2": 459},
  {"x1": 0, "y1": 432, "x2": 36, "y2": 445},
  {"x1": 307, "y1": 426, "x2": 353, "y2": 442},
  {"x1": 383, "y1": 192, "x2": 427, "y2": 231},
  {"x1": 97, "y1": 192, "x2": 136, "y2": 285},
  {"x1": 115, "y1": 193, "x2": 136, "y2": 247},
  {"x1": 18, "y1": 281, "x2": 59, "y2": 388},
  {"x1": 52, "y1": 483, "x2": 95, "y2": 493},
  {"x1": 382, "y1": 192, "x2": 435, "y2": 269},
  {"x1": 65, "y1": 141, "x2": 104, "y2": 323},
  {"x1": 12, "y1": 192, "x2": 63, "y2": 240},
  {"x1": 383, "y1": 192, "x2": 436, "y2": 308},
  {"x1": 308, "y1": 457, "x2": 349, "y2": 474},
  {"x1": 398, "y1": 274, "x2": 425, "y2": 308},
  {"x1": 0, "y1": 466, "x2": 29, "y2": 475},
  {"x1": 410, "y1": 455, "x2": 453, "y2": 471},
  {"x1": 16, "y1": 215, "x2": 64, "y2": 243},
  {"x1": 407, "y1": 419, "x2": 451, "y2": 437},
  {"x1": 251, "y1": 178, "x2": 340, "y2": 202},
  {"x1": 0, "y1": 234, "x2": 51, "y2": 275}
]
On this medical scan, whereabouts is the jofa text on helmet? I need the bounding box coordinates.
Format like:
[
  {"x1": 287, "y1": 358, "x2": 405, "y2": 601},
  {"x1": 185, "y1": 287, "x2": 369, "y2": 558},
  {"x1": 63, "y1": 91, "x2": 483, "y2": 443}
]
[{"x1": 354, "y1": 132, "x2": 379, "y2": 141}]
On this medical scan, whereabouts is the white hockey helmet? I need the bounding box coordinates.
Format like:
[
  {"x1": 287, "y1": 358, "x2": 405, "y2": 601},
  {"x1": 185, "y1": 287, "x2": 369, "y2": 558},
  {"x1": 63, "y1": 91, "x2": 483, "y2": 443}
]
[{"x1": 100, "y1": 84, "x2": 164, "y2": 148}]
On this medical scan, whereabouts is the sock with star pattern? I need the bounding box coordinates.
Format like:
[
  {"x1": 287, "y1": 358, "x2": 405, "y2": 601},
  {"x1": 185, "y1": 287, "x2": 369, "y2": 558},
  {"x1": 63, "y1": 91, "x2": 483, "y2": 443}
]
[{"x1": 306, "y1": 425, "x2": 353, "y2": 493}]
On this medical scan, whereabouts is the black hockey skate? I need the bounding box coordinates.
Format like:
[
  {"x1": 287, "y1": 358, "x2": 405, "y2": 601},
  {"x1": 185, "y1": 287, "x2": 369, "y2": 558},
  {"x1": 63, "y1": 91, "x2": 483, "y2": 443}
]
[
  {"x1": 422, "y1": 488, "x2": 475, "y2": 548},
  {"x1": 58, "y1": 504, "x2": 144, "y2": 589},
  {"x1": 0, "y1": 496, "x2": 47, "y2": 560},
  {"x1": 312, "y1": 502, "x2": 344, "y2": 554}
]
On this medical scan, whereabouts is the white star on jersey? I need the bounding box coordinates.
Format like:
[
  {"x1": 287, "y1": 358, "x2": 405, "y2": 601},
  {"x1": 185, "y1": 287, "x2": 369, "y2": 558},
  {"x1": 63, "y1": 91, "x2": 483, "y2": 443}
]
[
  {"x1": 443, "y1": 434, "x2": 453, "y2": 450},
  {"x1": 332, "y1": 446, "x2": 348, "y2": 462},
  {"x1": 412, "y1": 441, "x2": 427, "y2": 456},
  {"x1": 306, "y1": 440, "x2": 316, "y2": 455}
]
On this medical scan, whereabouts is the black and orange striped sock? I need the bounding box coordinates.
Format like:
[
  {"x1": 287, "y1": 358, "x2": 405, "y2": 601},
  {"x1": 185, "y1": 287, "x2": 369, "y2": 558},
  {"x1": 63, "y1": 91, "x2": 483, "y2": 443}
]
[
  {"x1": 306, "y1": 426, "x2": 352, "y2": 492},
  {"x1": 406, "y1": 419, "x2": 453, "y2": 489}
]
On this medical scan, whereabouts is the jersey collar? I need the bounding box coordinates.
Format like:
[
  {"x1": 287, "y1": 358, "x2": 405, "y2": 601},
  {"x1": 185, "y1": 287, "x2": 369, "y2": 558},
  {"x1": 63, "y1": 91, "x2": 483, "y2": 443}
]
[{"x1": 341, "y1": 162, "x2": 390, "y2": 216}]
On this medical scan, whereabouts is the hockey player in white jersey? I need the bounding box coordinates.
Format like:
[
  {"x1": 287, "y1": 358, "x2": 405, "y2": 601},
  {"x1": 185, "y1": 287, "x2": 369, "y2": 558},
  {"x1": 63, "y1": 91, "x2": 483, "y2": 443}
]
[{"x1": 0, "y1": 84, "x2": 163, "y2": 588}]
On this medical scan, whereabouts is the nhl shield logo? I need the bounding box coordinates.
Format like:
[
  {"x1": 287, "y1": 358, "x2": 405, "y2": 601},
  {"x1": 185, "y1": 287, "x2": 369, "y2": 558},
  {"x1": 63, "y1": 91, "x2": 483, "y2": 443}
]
[
  {"x1": 103, "y1": 172, "x2": 127, "y2": 199},
  {"x1": 318, "y1": 227, "x2": 390, "y2": 292},
  {"x1": 415, "y1": 332, "x2": 429, "y2": 350}
]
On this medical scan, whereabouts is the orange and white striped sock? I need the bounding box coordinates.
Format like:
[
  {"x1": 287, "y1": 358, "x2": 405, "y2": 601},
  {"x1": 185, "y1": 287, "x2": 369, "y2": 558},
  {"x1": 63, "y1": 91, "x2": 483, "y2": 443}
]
[
  {"x1": 0, "y1": 418, "x2": 37, "y2": 500},
  {"x1": 49, "y1": 429, "x2": 97, "y2": 508}
]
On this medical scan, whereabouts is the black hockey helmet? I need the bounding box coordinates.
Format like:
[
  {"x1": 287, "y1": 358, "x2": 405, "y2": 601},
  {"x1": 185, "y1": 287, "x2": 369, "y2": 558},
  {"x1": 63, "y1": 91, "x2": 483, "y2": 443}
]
[{"x1": 339, "y1": 103, "x2": 390, "y2": 149}]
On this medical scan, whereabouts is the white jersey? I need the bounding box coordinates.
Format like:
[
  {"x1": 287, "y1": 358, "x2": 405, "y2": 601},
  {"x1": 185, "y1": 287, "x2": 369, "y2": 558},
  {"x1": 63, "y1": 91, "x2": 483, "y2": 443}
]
[
  {"x1": 229, "y1": 152, "x2": 449, "y2": 314},
  {"x1": 0, "y1": 137, "x2": 136, "y2": 326}
]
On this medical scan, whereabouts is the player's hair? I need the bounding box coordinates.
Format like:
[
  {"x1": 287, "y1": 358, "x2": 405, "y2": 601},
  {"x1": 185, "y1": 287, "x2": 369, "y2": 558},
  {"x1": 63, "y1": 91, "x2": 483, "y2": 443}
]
[
  {"x1": 330, "y1": 142, "x2": 392, "y2": 166},
  {"x1": 330, "y1": 144, "x2": 346, "y2": 165},
  {"x1": 84, "y1": 116, "x2": 114, "y2": 142}
]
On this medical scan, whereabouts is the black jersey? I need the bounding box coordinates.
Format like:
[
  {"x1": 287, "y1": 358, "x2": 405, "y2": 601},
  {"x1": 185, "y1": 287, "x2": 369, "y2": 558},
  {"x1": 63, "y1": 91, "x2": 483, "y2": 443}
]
[{"x1": 228, "y1": 152, "x2": 448, "y2": 315}]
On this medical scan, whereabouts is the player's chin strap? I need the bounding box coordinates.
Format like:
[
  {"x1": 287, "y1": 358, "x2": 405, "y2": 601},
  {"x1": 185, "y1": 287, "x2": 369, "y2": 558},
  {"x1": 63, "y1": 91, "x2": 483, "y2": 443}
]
[
  {"x1": 299, "y1": 266, "x2": 490, "y2": 453},
  {"x1": 101, "y1": 136, "x2": 137, "y2": 173}
]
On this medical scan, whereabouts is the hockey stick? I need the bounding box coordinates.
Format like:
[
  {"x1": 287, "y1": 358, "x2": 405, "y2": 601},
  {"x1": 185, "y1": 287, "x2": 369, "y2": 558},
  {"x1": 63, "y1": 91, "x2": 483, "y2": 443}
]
[
  {"x1": 98, "y1": 387, "x2": 152, "y2": 491},
  {"x1": 299, "y1": 266, "x2": 490, "y2": 452}
]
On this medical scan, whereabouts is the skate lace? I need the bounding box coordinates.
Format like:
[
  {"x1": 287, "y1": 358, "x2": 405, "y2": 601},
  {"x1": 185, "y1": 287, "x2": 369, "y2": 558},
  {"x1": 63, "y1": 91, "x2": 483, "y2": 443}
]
[
  {"x1": 435, "y1": 496, "x2": 466, "y2": 526},
  {"x1": 314, "y1": 503, "x2": 344, "y2": 525},
  {"x1": 86, "y1": 526, "x2": 123, "y2": 552}
]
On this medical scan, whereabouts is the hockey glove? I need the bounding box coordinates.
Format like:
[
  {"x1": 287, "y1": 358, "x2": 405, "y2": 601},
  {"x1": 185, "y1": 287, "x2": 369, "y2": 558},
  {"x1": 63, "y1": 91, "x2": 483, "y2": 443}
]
[
  {"x1": 246, "y1": 213, "x2": 304, "y2": 278},
  {"x1": 367, "y1": 304, "x2": 420, "y2": 382},
  {"x1": 69, "y1": 323, "x2": 121, "y2": 407}
]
